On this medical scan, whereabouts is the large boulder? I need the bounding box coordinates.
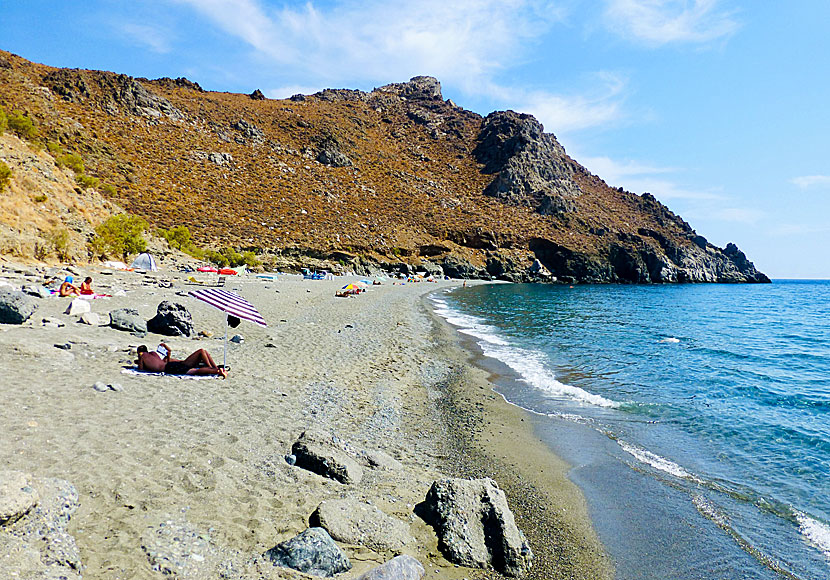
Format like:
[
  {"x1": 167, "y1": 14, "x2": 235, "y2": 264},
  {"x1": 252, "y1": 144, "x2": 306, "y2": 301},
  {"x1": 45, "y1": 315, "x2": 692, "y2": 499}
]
[
  {"x1": 64, "y1": 298, "x2": 91, "y2": 316},
  {"x1": 109, "y1": 308, "x2": 148, "y2": 334},
  {"x1": 263, "y1": 527, "x2": 351, "y2": 577},
  {"x1": 0, "y1": 471, "x2": 39, "y2": 525},
  {"x1": 291, "y1": 430, "x2": 363, "y2": 484},
  {"x1": 418, "y1": 477, "x2": 532, "y2": 577},
  {"x1": 146, "y1": 301, "x2": 194, "y2": 337},
  {"x1": 310, "y1": 499, "x2": 414, "y2": 553},
  {"x1": 0, "y1": 288, "x2": 38, "y2": 324},
  {"x1": 356, "y1": 555, "x2": 425, "y2": 580}
]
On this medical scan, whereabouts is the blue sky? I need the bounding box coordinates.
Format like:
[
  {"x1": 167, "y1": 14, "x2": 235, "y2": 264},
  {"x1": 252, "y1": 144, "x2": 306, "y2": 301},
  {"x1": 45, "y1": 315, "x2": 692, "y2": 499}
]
[{"x1": 2, "y1": 1, "x2": 828, "y2": 278}]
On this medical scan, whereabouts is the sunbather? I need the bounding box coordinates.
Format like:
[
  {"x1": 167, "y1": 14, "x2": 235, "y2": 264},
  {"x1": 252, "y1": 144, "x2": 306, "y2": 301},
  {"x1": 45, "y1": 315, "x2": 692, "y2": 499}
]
[
  {"x1": 59, "y1": 276, "x2": 80, "y2": 297},
  {"x1": 80, "y1": 277, "x2": 94, "y2": 295},
  {"x1": 137, "y1": 343, "x2": 228, "y2": 378}
]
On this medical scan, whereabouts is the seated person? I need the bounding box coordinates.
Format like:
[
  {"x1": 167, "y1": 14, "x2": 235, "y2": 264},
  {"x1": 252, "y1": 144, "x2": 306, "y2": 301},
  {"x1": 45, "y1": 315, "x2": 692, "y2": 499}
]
[
  {"x1": 80, "y1": 276, "x2": 94, "y2": 295},
  {"x1": 136, "y1": 343, "x2": 228, "y2": 379},
  {"x1": 59, "y1": 276, "x2": 80, "y2": 297}
]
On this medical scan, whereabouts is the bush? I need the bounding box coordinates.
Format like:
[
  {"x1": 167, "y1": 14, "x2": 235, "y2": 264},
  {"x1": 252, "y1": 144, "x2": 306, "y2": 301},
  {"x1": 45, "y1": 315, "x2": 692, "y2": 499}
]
[
  {"x1": 47, "y1": 142, "x2": 63, "y2": 155},
  {"x1": 48, "y1": 228, "x2": 70, "y2": 261},
  {"x1": 7, "y1": 110, "x2": 38, "y2": 140},
  {"x1": 0, "y1": 162, "x2": 11, "y2": 191},
  {"x1": 56, "y1": 153, "x2": 84, "y2": 174},
  {"x1": 100, "y1": 183, "x2": 117, "y2": 196},
  {"x1": 159, "y1": 225, "x2": 192, "y2": 251},
  {"x1": 0, "y1": 107, "x2": 7, "y2": 133},
  {"x1": 33, "y1": 193, "x2": 47, "y2": 203},
  {"x1": 90, "y1": 214, "x2": 148, "y2": 261},
  {"x1": 203, "y1": 249, "x2": 229, "y2": 267},
  {"x1": 76, "y1": 174, "x2": 99, "y2": 189}
]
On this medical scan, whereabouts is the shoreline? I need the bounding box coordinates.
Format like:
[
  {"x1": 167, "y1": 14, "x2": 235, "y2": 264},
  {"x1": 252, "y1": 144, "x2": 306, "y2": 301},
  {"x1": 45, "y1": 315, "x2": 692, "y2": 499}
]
[
  {"x1": 420, "y1": 288, "x2": 614, "y2": 580},
  {"x1": 0, "y1": 265, "x2": 610, "y2": 579}
]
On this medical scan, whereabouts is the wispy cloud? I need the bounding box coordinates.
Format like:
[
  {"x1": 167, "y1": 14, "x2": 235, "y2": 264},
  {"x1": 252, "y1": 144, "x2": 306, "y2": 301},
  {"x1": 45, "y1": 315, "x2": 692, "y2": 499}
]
[
  {"x1": 791, "y1": 175, "x2": 830, "y2": 189},
  {"x1": 603, "y1": 0, "x2": 739, "y2": 46},
  {"x1": 168, "y1": 0, "x2": 626, "y2": 132},
  {"x1": 119, "y1": 23, "x2": 174, "y2": 53}
]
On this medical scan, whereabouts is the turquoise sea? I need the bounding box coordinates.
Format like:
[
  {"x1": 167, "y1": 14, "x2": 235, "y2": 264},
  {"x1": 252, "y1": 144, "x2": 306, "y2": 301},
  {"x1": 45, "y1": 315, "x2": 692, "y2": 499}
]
[{"x1": 431, "y1": 280, "x2": 830, "y2": 580}]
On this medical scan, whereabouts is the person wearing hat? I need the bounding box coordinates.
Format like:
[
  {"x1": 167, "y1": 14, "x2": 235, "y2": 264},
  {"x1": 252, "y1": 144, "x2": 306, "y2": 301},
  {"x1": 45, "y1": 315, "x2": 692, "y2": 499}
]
[{"x1": 59, "y1": 276, "x2": 80, "y2": 297}]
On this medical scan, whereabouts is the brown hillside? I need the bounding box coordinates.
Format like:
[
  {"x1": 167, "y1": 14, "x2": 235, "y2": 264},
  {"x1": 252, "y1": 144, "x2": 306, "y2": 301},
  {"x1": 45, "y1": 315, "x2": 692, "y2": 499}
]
[{"x1": 0, "y1": 50, "x2": 767, "y2": 282}]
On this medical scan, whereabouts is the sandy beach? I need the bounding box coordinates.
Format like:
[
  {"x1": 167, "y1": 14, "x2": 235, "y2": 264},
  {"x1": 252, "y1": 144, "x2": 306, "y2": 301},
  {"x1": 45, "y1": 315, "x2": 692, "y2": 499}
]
[{"x1": 0, "y1": 264, "x2": 611, "y2": 579}]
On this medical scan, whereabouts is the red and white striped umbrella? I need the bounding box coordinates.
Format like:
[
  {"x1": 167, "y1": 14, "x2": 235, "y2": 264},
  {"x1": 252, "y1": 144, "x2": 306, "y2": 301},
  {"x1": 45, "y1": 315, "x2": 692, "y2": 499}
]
[{"x1": 188, "y1": 288, "x2": 267, "y2": 327}]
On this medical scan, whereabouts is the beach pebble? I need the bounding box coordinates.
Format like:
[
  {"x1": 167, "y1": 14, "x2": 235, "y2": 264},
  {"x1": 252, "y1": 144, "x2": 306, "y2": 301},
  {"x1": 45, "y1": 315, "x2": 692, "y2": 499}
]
[
  {"x1": 230, "y1": 334, "x2": 244, "y2": 343},
  {"x1": 263, "y1": 527, "x2": 351, "y2": 577},
  {"x1": 0, "y1": 471, "x2": 39, "y2": 525},
  {"x1": 284, "y1": 454, "x2": 296, "y2": 465},
  {"x1": 42, "y1": 317, "x2": 65, "y2": 328},
  {"x1": 54, "y1": 343, "x2": 72, "y2": 350},
  {"x1": 356, "y1": 555, "x2": 425, "y2": 580},
  {"x1": 419, "y1": 477, "x2": 532, "y2": 577},
  {"x1": 92, "y1": 382, "x2": 109, "y2": 392},
  {"x1": 310, "y1": 499, "x2": 415, "y2": 552},
  {"x1": 109, "y1": 383, "x2": 124, "y2": 392}
]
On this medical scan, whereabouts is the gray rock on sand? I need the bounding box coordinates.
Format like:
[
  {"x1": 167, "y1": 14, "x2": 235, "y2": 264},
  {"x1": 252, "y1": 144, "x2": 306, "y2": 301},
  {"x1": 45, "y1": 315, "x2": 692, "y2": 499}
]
[
  {"x1": 0, "y1": 471, "x2": 39, "y2": 525},
  {"x1": 356, "y1": 555, "x2": 425, "y2": 580},
  {"x1": 310, "y1": 499, "x2": 415, "y2": 553},
  {"x1": 419, "y1": 477, "x2": 533, "y2": 578},
  {"x1": 140, "y1": 520, "x2": 227, "y2": 578},
  {"x1": 79, "y1": 312, "x2": 104, "y2": 326},
  {"x1": 64, "y1": 298, "x2": 91, "y2": 316},
  {"x1": 0, "y1": 288, "x2": 38, "y2": 324},
  {"x1": 146, "y1": 301, "x2": 194, "y2": 337},
  {"x1": 291, "y1": 430, "x2": 363, "y2": 484},
  {"x1": 109, "y1": 308, "x2": 148, "y2": 334},
  {"x1": 23, "y1": 285, "x2": 53, "y2": 299},
  {"x1": 263, "y1": 527, "x2": 351, "y2": 577}
]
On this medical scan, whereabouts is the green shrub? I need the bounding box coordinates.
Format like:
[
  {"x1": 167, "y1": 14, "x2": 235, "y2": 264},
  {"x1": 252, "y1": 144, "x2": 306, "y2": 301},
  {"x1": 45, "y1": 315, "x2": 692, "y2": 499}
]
[
  {"x1": 0, "y1": 162, "x2": 11, "y2": 191},
  {"x1": 159, "y1": 225, "x2": 192, "y2": 251},
  {"x1": 76, "y1": 174, "x2": 99, "y2": 189},
  {"x1": 46, "y1": 141, "x2": 63, "y2": 155},
  {"x1": 48, "y1": 228, "x2": 70, "y2": 261},
  {"x1": 56, "y1": 153, "x2": 84, "y2": 174},
  {"x1": 0, "y1": 107, "x2": 7, "y2": 133},
  {"x1": 100, "y1": 183, "x2": 117, "y2": 196},
  {"x1": 204, "y1": 249, "x2": 229, "y2": 267},
  {"x1": 33, "y1": 193, "x2": 47, "y2": 203},
  {"x1": 7, "y1": 110, "x2": 38, "y2": 140},
  {"x1": 90, "y1": 214, "x2": 148, "y2": 261}
]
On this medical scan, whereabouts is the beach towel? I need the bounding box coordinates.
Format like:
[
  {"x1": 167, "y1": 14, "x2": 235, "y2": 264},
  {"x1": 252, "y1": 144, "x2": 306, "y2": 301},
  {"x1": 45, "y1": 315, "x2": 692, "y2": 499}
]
[{"x1": 121, "y1": 368, "x2": 221, "y2": 380}]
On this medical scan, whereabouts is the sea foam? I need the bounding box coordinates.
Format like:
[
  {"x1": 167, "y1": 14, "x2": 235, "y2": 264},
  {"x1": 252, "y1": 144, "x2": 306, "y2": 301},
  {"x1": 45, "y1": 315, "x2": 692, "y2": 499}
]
[
  {"x1": 618, "y1": 440, "x2": 704, "y2": 484},
  {"x1": 795, "y1": 511, "x2": 830, "y2": 559}
]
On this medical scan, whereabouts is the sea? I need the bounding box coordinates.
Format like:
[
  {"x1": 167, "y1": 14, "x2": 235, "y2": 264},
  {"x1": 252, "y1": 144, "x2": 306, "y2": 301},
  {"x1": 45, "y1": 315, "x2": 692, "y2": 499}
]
[{"x1": 430, "y1": 280, "x2": 830, "y2": 580}]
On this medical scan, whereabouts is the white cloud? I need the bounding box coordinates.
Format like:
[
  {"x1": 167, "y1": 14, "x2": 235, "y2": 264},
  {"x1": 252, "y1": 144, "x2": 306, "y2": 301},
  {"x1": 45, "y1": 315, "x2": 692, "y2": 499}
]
[
  {"x1": 791, "y1": 175, "x2": 830, "y2": 189},
  {"x1": 120, "y1": 23, "x2": 173, "y2": 53},
  {"x1": 267, "y1": 85, "x2": 327, "y2": 99},
  {"x1": 603, "y1": 0, "x2": 739, "y2": 46}
]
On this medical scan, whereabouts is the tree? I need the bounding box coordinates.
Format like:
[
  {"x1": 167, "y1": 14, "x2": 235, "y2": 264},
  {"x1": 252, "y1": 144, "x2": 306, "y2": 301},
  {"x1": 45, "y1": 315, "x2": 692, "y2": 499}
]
[
  {"x1": 90, "y1": 214, "x2": 148, "y2": 261},
  {"x1": 159, "y1": 225, "x2": 192, "y2": 250}
]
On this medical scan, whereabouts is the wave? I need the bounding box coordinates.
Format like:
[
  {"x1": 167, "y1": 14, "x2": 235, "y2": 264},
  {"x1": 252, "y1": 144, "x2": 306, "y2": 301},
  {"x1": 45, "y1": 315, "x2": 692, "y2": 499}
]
[
  {"x1": 431, "y1": 295, "x2": 621, "y2": 409},
  {"x1": 618, "y1": 440, "x2": 704, "y2": 484},
  {"x1": 795, "y1": 512, "x2": 830, "y2": 559}
]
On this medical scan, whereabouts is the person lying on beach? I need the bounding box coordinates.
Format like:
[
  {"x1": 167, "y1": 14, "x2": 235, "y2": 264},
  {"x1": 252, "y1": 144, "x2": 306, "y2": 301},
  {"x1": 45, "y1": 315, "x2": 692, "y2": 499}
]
[
  {"x1": 136, "y1": 343, "x2": 228, "y2": 379},
  {"x1": 59, "y1": 276, "x2": 80, "y2": 297},
  {"x1": 80, "y1": 277, "x2": 94, "y2": 295}
]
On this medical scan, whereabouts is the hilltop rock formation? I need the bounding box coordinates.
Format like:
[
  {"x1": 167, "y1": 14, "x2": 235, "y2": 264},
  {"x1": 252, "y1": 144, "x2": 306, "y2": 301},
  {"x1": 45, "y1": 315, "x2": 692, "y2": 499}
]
[{"x1": 0, "y1": 51, "x2": 768, "y2": 283}]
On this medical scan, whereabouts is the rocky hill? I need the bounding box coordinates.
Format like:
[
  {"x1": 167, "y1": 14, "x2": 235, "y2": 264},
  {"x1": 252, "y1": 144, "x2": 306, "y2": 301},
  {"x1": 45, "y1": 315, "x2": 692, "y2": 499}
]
[{"x1": 0, "y1": 50, "x2": 768, "y2": 283}]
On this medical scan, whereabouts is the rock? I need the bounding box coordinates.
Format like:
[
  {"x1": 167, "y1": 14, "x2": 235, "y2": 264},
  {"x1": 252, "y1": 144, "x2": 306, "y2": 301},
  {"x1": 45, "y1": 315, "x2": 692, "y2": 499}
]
[
  {"x1": 377, "y1": 76, "x2": 443, "y2": 101},
  {"x1": 356, "y1": 555, "x2": 425, "y2": 580},
  {"x1": 79, "y1": 312, "x2": 104, "y2": 326},
  {"x1": 42, "y1": 317, "x2": 65, "y2": 328},
  {"x1": 109, "y1": 383, "x2": 124, "y2": 392},
  {"x1": 233, "y1": 119, "x2": 264, "y2": 142},
  {"x1": 0, "y1": 471, "x2": 39, "y2": 525},
  {"x1": 250, "y1": 89, "x2": 266, "y2": 100},
  {"x1": 263, "y1": 527, "x2": 351, "y2": 577},
  {"x1": 310, "y1": 499, "x2": 415, "y2": 553},
  {"x1": 140, "y1": 520, "x2": 226, "y2": 577},
  {"x1": 146, "y1": 301, "x2": 194, "y2": 337},
  {"x1": 64, "y1": 298, "x2": 91, "y2": 316},
  {"x1": 291, "y1": 430, "x2": 363, "y2": 484},
  {"x1": 23, "y1": 285, "x2": 53, "y2": 299},
  {"x1": 0, "y1": 288, "x2": 38, "y2": 324},
  {"x1": 92, "y1": 382, "x2": 108, "y2": 392},
  {"x1": 110, "y1": 308, "x2": 147, "y2": 333},
  {"x1": 418, "y1": 477, "x2": 532, "y2": 577},
  {"x1": 230, "y1": 334, "x2": 244, "y2": 343},
  {"x1": 284, "y1": 454, "x2": 296, "y2": 466},
  {"x1": 54, "y1": 343, "x2": 72, "y2": 350},
  {"x1": 208, "y1": 152, "x2": 233, "y2": 166}
]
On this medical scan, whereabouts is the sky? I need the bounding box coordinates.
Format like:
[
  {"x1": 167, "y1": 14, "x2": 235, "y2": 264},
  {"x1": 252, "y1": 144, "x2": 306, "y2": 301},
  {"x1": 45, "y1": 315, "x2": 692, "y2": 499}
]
[{"x1": 1, "y1": 0, "x2": 828, "y2": 278}]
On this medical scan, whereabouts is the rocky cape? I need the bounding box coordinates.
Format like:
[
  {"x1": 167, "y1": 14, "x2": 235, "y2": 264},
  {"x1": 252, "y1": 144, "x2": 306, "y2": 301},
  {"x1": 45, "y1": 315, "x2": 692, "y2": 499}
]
[{"x1": 0, "y1": 50, "x2": 768, "y2": 283}]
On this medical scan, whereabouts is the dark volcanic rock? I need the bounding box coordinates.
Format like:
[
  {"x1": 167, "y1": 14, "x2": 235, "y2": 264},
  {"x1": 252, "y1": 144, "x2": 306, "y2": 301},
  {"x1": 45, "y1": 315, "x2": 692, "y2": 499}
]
[
  {"x1": 264, "y1": 527, "x2": 351, "y2": 577},
  {"x1": 418, "y1": 477, "x2": 532, "y2": 577},
  {"x1": 474, "y1": 110, "x2": 580, "y2": 215},
  {"x1": 146, "y1": 301, "x2": 194, "y2": 337},
  {"x1": 0, "y1": 288, "x2": 37, "y2": 324},
  {"x1": 249, "y1": 89, "x2": 266, "y2": 100}
]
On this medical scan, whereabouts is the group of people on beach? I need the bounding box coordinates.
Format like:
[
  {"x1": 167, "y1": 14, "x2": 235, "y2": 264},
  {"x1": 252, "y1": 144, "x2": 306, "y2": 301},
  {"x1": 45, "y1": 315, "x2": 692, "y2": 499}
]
[{"x1": 58, "y1": 275, "x2": 94, "y2": 297}]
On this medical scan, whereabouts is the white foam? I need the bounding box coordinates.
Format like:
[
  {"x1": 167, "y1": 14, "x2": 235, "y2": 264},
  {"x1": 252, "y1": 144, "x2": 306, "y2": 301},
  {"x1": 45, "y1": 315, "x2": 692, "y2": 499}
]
[
  {"x1": 618, "y1": 440, "x2": 704, "y2": 484},
  {"x1": 692, "y1": 494, "x2": 729, "y2": 527},
  {"x1": 660, "y1": 337, "x2": 680, "y2": 343},
  {"x1": 431, "y1": 296, "x2": 621, "y2": 409},
  {"x1": 795, "y1": 511, "x2": 830, "y2": 559}
]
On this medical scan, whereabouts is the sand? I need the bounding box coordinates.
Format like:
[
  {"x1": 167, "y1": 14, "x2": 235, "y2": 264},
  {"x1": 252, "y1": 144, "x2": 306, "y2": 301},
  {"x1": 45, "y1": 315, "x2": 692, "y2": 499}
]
[{"x1": 0, "y1": 265, "x2": 612, "y2": 579}]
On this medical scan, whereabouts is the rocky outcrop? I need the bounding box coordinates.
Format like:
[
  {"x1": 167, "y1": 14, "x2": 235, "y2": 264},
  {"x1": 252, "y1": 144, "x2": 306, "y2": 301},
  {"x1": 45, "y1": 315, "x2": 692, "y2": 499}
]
[
  {"x1": 291, "y1": 429, "x2": 364, "y2": 484},
  {"x1": 0, "y1": 288, "x2": 37, "y2": 324},
  {"x1": 376, "y1": 76, "x2": 443, "y2": 101},
  {"x1": 474, "y1": 111, "x2": 581, "y2": 215},
  {"x1": 418, "y1": 477, "x2": 532, "y2": 578},
  {"x1": 146, "y1": 301, "x2": 194, "y2": 337},
  {"x1": 263, "y1": 527, "x2": 351, "y2": 577},
  {"x1": 310, "y1": 499, "x2": 415, "y2": 553}
]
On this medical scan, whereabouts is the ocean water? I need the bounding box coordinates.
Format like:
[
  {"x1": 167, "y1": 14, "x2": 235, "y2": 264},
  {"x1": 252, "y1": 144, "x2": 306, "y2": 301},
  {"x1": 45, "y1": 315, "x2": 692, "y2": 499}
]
[{"x1": 431, "y1": 281, "x2": 830, "y2": 580}]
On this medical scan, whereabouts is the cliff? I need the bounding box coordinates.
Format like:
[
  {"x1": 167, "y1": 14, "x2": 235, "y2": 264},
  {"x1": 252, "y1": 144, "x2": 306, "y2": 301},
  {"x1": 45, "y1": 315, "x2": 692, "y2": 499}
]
[{"x1": 0, "y1": 50, "x2": 768, "y2": 283}]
